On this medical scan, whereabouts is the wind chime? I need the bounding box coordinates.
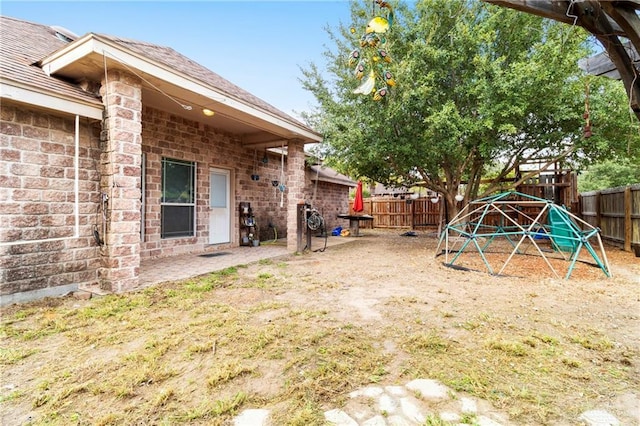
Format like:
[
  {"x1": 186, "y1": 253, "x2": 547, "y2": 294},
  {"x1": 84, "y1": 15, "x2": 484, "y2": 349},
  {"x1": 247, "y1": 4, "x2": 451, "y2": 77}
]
[{"x1": 349, "y1": 0, "x2": 396, "y2": 101}]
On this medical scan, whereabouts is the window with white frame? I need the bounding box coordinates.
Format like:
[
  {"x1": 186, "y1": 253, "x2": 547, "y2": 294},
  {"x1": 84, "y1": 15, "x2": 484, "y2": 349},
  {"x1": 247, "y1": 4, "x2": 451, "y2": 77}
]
[{"x1": 161, "y1": 158, "x2": 196, "y2": 238}]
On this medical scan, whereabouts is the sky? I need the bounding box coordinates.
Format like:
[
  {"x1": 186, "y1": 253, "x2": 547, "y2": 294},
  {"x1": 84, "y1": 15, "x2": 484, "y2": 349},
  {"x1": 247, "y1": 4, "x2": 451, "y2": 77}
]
[{"x1": 2, "y1": 1, "x2": 354, "y2": 120}]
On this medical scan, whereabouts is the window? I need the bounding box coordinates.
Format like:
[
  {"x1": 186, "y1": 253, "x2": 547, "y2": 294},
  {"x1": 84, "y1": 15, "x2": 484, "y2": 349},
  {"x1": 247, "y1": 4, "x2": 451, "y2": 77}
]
[{"x1": 161, "y1": 158, "x2": 196, "y2": 238}]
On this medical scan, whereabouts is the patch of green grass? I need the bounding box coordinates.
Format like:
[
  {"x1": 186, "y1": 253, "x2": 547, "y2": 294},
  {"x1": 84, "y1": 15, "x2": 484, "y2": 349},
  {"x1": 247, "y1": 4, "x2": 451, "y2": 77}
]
[
  {"x1": 0, "y1": 347, "x2": 38, "y2": 364},
  {"x1": 561, "y1": 358, "x2": 581, "y2": 368},
  {"x1": 487, "y1": 340, "x2": 528, "y2": 357},
  {"x1": 172, "y1": 391, "x2": 247, "y2": 421},
  {"x1": 0, "y1": 389, "x2": 24, "y2": 403},
  {"x1": 570, "y1": 334, "x2": 614, "y2": 351},
  {"x1": 533, "y1": 333, "x2": 559, "y2": 345},
  {"x1": 402, "y1": 330, "x2": 451, "y2": 354},
  {"x1": 207, "y1": 360, "x2": 254, "y2": 387},
  {"x1": 217, "y1": 266, "x2": 239, "y2": 276},
  {"x1": 424, "y1": 414, "x2": 451, "y2": 425}
]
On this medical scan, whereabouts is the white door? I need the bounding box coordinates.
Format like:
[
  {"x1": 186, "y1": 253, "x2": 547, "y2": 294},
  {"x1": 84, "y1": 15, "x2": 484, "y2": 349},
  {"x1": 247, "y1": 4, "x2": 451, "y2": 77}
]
[{"x1": 209, "y1": 168, "x2": 230, "y2": 244}]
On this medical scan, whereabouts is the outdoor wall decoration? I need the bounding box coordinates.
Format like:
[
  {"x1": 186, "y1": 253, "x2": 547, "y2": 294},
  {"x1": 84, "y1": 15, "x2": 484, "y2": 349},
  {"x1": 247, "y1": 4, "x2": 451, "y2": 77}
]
[{"x1": 349, "y1": 0, "x2": 396, "y2": 101}]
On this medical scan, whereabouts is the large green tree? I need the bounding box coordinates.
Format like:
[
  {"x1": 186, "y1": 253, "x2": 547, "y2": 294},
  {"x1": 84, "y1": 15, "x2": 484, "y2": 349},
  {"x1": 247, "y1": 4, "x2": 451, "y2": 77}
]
[{"x1": 301, "y1": 0, "x2": 638, "y2": 218}]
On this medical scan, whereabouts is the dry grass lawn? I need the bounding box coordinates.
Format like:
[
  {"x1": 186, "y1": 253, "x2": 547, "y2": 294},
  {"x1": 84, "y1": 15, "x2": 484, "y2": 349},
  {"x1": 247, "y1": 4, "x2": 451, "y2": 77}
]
[{"x1": 1, "y1": 230, "x2": 638, "y2": 425}]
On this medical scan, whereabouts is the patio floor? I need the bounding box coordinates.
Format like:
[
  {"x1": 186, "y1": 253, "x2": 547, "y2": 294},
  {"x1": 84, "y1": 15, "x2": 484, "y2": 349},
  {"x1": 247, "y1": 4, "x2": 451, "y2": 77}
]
[{"x1": 137, "y1": 236, "x2": 354, "y2": 289}]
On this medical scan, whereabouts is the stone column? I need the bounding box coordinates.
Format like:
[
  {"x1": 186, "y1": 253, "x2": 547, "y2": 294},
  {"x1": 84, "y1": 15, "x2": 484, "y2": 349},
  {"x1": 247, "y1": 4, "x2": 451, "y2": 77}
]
[
  {"x1": 286, "y1": 140, "x2": 306, "y2": 252},
  {"x1": 98, "y1": 70, "x2": 142, "y2": 292}
]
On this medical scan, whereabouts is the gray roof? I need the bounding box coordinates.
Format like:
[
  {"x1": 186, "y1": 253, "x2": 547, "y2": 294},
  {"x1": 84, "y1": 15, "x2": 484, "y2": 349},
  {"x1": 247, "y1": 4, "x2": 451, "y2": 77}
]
[
  {"x1": 309, "y1": 165, "x2": 356, "y2": 187},
  {"x1": 1, "y1": 15, "x2": 315, "y2": 133},
  {"x1": 0, "y1": 16, "x2": 102, "y2": 106},
  {"x1": 98, "y1": 33, "x2": 307, "y2": 127}
]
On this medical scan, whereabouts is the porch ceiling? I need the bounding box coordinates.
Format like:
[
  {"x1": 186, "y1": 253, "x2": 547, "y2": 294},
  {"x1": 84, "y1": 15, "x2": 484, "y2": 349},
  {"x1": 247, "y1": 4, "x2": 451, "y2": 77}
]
[
  {"x1": 39, "y1": 34, "x2": 322, "y2": 150},
  {"x1": 141, "y1": 86, "x2": 304, "y2": 150}
]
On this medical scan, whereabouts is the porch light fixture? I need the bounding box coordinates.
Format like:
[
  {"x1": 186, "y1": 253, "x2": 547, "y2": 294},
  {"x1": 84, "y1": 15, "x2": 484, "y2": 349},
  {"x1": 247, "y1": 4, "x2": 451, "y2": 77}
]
[
  {"x1": 455, "y1": 194, "x2": 464, "y2": 202},
  {"x1": 202, "y1": 108, "x2": 215, "y2": 117}
]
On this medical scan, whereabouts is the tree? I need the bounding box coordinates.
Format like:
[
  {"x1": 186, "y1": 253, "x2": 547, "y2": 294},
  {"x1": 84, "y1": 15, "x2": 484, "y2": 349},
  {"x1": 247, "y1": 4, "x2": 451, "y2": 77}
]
[
  {"x1": 578, "y1": 159, "x2": 640, "y2": 192},
  {"x1": 300, "y1": 0, "x2": 639, "y2": 219}
]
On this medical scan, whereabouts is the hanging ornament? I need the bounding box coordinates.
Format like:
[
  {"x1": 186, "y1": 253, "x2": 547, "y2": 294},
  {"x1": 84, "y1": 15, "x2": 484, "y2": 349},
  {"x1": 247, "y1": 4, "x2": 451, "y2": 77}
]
[
  {"x1": 349, "y1": 0, "x2": 396, "y2": 101},
  {"x1": 583, "y1": 78, "x2": 592, "y2": 138}
]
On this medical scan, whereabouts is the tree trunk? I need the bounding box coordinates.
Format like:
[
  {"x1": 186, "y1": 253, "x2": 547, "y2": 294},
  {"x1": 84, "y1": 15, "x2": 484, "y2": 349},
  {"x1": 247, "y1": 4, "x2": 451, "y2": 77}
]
[{"x1": 444, "y1": 191, "x2": 460, "y2": 222}]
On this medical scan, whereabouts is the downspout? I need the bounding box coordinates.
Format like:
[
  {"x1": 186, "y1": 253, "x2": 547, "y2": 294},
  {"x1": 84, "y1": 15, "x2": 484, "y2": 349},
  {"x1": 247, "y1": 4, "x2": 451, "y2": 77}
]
[{"x1": 0, "y1": 114, "x2": 81, "y2": 246}]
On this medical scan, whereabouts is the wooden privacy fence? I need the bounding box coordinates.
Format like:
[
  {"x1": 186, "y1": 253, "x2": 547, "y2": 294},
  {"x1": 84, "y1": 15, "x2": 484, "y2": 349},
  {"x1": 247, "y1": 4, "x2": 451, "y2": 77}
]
[
  {"x1": 348, "y1": 185, "x2": 640, "y2": 253},
  {"x1": 579, "y1": 184, "x2": 640, "y2": 252},
  {"x1": 347, "y1": 198, "x2": 442, "y2": 229}
]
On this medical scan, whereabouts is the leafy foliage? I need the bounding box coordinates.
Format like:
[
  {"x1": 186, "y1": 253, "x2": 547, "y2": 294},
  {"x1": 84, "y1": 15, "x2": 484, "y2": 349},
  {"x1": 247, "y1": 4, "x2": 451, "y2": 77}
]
[
  {"x1": 578, "y1": 159, "x2": 640, "y2": 192},
  {"x1": 300, "y1": 0, "x2": 639, "y2": 217}
]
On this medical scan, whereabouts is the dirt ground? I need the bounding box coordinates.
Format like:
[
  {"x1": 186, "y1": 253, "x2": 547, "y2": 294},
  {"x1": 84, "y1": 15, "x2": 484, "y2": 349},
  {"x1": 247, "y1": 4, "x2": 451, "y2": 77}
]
[
  {"x1": 259, "y1": 229, "x2": 640, "y2": 422},
  {"x1": 279, "y1": 228, "x2": 639, "y2": 347},
  {"x1": 1, "y1": 228, "x2": 639, "y2": 425}
]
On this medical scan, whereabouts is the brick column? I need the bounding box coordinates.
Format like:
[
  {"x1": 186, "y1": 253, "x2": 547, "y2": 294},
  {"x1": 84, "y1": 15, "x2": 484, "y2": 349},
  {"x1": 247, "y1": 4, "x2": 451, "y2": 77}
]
[
  {"x1": 98, "y1": 70, "x2": 142, "y2": 292},
  {"x1": 286, "y1": 140, "x2": 306, "y2": 252}
]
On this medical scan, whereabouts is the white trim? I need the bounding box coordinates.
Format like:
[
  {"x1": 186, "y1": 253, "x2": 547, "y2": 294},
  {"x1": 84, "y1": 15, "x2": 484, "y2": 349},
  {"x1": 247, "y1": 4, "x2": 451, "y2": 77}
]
[
  {"x1": 208, "y1": 167, "x2": 232, "y2": 245},
  {"x1": 141, "y1": 153, "x2": 146, "y2": 242},
  {"x1": 0, "y1": 81, "x2": 103, "y2": 120},
  {"x1": 39, "y1": 35, "x2": 321, "y2": 142}
]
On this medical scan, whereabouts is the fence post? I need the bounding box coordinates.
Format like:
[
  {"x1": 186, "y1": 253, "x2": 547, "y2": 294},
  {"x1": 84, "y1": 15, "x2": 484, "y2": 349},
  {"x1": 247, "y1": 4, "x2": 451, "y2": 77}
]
[{"x1": 625, "y1": 186, "x2": 632, "y2": 252}]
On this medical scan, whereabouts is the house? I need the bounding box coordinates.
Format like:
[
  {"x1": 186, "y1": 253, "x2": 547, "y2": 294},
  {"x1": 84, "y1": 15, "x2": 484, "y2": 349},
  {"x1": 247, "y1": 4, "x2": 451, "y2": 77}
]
[{"x1": 0, "y1": 16, "x2": 350, "y2": 304}]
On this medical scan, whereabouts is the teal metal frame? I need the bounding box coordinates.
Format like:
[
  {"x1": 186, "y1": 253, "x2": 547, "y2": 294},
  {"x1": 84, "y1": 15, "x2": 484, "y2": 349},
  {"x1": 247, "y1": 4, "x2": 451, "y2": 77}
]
[{"x1": 436, "y1": 191, "x2": 611, "y2": 279}]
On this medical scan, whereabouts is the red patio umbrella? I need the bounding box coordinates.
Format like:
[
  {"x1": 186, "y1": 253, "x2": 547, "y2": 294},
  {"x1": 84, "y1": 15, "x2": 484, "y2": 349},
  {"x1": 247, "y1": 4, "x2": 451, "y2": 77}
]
[{"x1": 353, "y1": 181, "x2": 364, "y2": 213}]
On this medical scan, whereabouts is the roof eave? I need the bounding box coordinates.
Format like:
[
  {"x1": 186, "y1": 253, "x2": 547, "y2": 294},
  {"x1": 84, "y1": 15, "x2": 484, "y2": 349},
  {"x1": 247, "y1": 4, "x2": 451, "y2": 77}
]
[
  {"x1": 39, "y1": 34, "x2": 322, "y2": 143},
  {"x1": 0, "y1": 79, "x2": 103, "y2": 120}
]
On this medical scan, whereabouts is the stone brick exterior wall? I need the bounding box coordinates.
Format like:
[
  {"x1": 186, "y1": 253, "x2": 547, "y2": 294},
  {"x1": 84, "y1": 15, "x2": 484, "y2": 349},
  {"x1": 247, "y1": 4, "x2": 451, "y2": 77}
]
[
  {"x1": 140, "y1": 106, "x2": 292, "y2": 258},
  {"x1": 99, "y1": 70, "x2": 142, "y2": 292},
  {"x1": 303, "y1": 178, "x2": 350, "y2": 232},
  {"x1": 0, "y1": 102, "x2": 102, "y2": 303},
  {"x1": 1, "y1": 99, "x2": 349, "y2": 302},
  {"x1": 140, "y1": 109, "x2": 350, "y2": 257}
]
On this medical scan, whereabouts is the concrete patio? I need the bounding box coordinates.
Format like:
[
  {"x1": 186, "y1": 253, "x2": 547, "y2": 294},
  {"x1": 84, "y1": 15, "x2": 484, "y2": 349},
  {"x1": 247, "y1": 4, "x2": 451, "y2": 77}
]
[{"x1": 137, "y1": 236, "x2": 355, "y2": 289}]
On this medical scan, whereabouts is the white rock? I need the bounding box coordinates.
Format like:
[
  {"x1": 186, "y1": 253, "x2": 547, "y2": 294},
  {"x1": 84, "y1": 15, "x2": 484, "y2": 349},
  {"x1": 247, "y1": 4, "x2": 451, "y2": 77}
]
[
  {"x1": 324, "y1": 409, "x2": 359, "y2": 426},
  {"x1": 440, "y1": 411, "x2": 461, "y2": 422},
  {"x1": 387, "y1": 415, "x2": 412, "y2": 426},
  {"x1": 460, "y1": 397, "x2": 477, "y2": 413},
  {"x1": 362, "y1": 415, "x2": 387, "y2": 426},
  {"x1": 476, "y1": 415, "x2": 505, "y2": 426},
  {"x1": 405, "y1": 379, "x2": 450, "y2": 400},
  {"x1": 351, "y1": 386, "x2": 384, "y2": 398},
  {"x1": 379, "y1": 393, "x2": 398, "y2": 414},
  {"x1": 400, "y1": 397, "x2": 426, "y2": 423},
  {"x1": 578, "y1": 410, "x2": 620, "y2": 426},
  {"x1": 385, "y1": 385, "x2": 407, "y2": 396},
  {"x1": 233, "y1": 409, "x2": 270, "y2": 426}
]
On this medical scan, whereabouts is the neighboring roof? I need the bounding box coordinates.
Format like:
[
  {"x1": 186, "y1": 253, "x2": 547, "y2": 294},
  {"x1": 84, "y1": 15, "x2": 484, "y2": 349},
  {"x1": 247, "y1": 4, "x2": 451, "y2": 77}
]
[
  {"x1": 371, "y1": 183, "x2": 412, "y2": 196},
  {"x1": 309, "y1": 165, "x2": 357, "y2": 187},
  {"x1": 0, "y1": 16, "x2": 103, "y2": 118}
]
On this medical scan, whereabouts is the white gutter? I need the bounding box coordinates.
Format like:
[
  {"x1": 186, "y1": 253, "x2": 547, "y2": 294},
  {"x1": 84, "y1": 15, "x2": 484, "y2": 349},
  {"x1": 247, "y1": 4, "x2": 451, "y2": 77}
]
[
  {"x1": 0, "y1": 81, "x2": 103, "y2": 120},
  {"x1": 0, "y1": 115, "x2": 81, "y2": 247}
]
